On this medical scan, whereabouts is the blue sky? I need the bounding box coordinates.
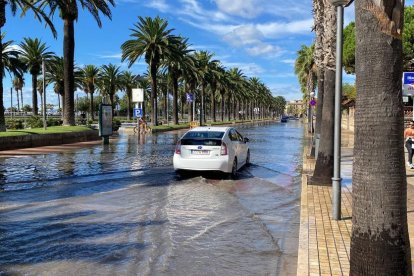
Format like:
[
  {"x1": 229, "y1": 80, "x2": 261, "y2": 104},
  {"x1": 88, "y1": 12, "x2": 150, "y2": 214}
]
[{"x1": 4, "y1": 0, "x2": 412, "y2": 109}]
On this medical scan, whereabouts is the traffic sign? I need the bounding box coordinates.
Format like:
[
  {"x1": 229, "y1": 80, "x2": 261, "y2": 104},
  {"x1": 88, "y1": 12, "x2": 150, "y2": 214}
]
[
  {"x1": 133, "y1": 108, "x2": 143, "y2": 118},
  {"x1": 132, "y1": 88, "x2": 144, "y2": 102},
  {"x1": 310, "y1": 99, "x2": 317, "y2": 106},
  {"x1": 186, "y1": 93, "x2": 193, "y2": 103},
  {"x1": 403, "y1": 72, "x2": 414, "y2": 96}
]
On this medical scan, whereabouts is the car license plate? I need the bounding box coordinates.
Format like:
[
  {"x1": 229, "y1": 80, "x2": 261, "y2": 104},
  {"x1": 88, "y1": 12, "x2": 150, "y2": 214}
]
[{"x1": 192, "y1": 150, "x2": 209, "y2": 155}]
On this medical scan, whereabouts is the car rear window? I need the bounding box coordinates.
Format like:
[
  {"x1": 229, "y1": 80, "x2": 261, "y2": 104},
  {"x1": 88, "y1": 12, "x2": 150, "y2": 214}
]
[
  {"x1": 181, "y1": 139, "x2": 222, "y2": 146},
  {"x1": 181, "y1": 131, "x2": 224, "y2": 146},
  {"x1": 183, "y1": 131, "x2": 224, "y2": 139}
]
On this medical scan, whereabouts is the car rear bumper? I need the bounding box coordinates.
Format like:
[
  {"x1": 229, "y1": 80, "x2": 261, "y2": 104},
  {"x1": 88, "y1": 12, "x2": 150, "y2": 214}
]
[{"x1": 173, "y1": 154, "x2": 231, "y2": 173}]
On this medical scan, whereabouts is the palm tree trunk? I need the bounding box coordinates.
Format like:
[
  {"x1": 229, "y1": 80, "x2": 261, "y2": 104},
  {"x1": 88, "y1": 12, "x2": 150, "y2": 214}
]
[
  {"x1": 32, "y1": 74, "x2": 38, "y2": 115},
  {"x1": 227, "y1": 96, "x2": 231, "y2": 121},
  {"x1": 221, "y1": 91, "x2": 225, "y2": 121},
  {"x1": 311, "y1": 69, "x2": 335, "y2": 184},
  {"x1": 212, "y1": 92, "x2": 216, "y2": 122},
  {"x1": 90, "y1": 92, "x2": 94, "y2": 121},
  {"x1": 350, "y1": 1, "x2": 411, "y2": 274},
  {"x1": 150, "y1": 62, "x2": 158, "y2": 126},
  {"x1": 310, "y1": 0, "x2": 336, "y2": 185},
  {"x1": 163, "y1": 89, "x2": 167, "y2": 123},
  {"x1": 20, "y1": 89, "x2": 24, "y2": 110},
  {"x1": 63, "y1": 18, "x2": 75, "y2": 126},
  {"x1": 314, "y1": 68, "x2": 324, "y2": 135},
  {"x1": 126, "y1": 89, "x2": 131, "y2": 121},
  {"x1": 16, "y1": 89, "x2": 20, "y2": 111},
  {"x1": 0, "y1": 24, "x2": 5, "y2": 131},
  {"x1": 172, "y1": 76, "x2": 179, "y2": 125},
  {"x1": 110, "y1": 92, "x2": 115, "y2": 116},
  {"x1": 199, "y1": 83, "x2": 205, "y2": 126}
]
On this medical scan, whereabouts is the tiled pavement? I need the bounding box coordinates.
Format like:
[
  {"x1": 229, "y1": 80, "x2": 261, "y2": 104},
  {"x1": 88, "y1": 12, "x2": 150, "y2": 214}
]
[{"x1": 297, "y1": 135, "x2": 414, "y2": 275}]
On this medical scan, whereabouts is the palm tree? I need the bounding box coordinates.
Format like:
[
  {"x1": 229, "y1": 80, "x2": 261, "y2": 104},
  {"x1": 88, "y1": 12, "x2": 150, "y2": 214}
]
[
  {"x1": 120, "y1": 71, "x2": 136, "y2": 121},
  {"x1": 81, "y1": 65, "x2": 99, "y2": 121},
  {"x1": 99, "y1": 64, "x2": 121, "y2": 115},
  {"x1": 193, "y1": 51, "x2": 219, "y2": 125},
  {"x1": 37, "y1": 0, "x2": 115, "y2": 126},
  {"x1": 227, "y1": 67, "x2": 245, "y2": 121},
  {"x1": 350, "y1": 1, "x2": 411, "y2": 274},
  {"x1": 121, "y1": 16, "x2": 182, "y2": 126},
  {"x1": 46, "y1": 56, "x2": 82, "y2": 118},
  {"x1": 310, "y1": 1, "x2": 336, "y2": 185},
  {"x1": 295, "y1": 44, "x2": 316, "y2": 132},
  {"x1": 0, "y1": 1, "x2": 55, "y2": 131},
  {"x1": 46, "y1": 56, "x2": 64, "y2": 116},
  {"x1": 18, "y1": 37, "x2": 55, "y2": 116},
  {"x1": 163, "y1": 37, "x2": 194, "y2": 125},
  {"x1": 12, "y1": 75, "x2": 24, "y2": 111},
  {"x1": 312, "y1": 0, "x2": 325, "y2": 137}
]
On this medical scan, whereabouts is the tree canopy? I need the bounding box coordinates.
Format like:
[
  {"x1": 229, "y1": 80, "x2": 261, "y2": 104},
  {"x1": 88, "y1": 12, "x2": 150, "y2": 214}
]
[{"x1": 343, "y1": 5, "x2": 414, "y2": 73}]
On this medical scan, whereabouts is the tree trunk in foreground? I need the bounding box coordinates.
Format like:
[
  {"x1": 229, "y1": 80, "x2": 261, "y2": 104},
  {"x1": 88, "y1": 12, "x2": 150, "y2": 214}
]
[
  {"x1": 310, "y1": 0, "x2": 336, "y2": 185},
  {"x1": 0, "y1": 25, "x2": 5, "y2": 132},
  {"x1": 63, "y1": 18, "x2": 75, "y2": 126},
  {"x1": 350, "y1": 1, "x2": 411, "y2": 275}
]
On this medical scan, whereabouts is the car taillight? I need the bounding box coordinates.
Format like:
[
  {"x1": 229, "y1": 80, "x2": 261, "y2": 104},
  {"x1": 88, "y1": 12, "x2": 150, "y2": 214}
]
[
  {"x1": 221, "y1": 142, "x2": 228, "y2": 155},
  {"x1": 175, "y1": 140, "x2": 181, "y2": 154}
]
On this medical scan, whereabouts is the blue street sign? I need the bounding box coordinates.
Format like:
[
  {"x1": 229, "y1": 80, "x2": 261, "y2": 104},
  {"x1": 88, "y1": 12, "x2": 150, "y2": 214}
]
[
  {"x1": 403, "y1": 72, "x2": 414, "y2": 96},
  {"x1": 133, "y1": 108, "x2": 143, "y2": 118},
  {"x1": 404, "y1": 72, "x2": 414, "y2": 85},
  {"x1": 186, "y1": 93, "x2": 193, "y2": 103}
]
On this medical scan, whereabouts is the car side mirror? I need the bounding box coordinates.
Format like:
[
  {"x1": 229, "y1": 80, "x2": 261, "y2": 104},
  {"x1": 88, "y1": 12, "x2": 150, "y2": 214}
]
[{"x1": 244, "y1": 137, "x2": 249, "y2": 143}]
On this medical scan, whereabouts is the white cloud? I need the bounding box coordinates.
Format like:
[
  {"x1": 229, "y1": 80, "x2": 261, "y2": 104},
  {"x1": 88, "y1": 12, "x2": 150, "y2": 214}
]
[
  {"x1": 281, "y1": 59, "x2": 296, "y2": 65},
  {"x1": 98, "y1": 53, "x2": 123, "y2": 59},
  {"x1": 214, "y1": 0, "x2": 311, "y2": 20},
  {"x1": 246, "y1": 43, "x2": 283, "y2": 57},
  {"x1": 222, "y1": 25, "x2": 262, "y2": 46},
  {"x1": 257, "y1": 19, "x2": 314, "y2": 38},
  {"x1": 214, "y1": 0, "x2": 262, "y2": 19},
  {"x1": 221, "y1": 61, "x2": 264, "y2": 76},
  {"x1": 145, "y1": 0, "x2": 170, "y2": 12}
]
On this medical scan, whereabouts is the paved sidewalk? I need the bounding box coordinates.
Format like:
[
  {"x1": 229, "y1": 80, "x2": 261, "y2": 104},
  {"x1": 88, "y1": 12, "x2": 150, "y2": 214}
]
[{"x1": 297, "y1": 134, "x2": 414, "y2": 275}]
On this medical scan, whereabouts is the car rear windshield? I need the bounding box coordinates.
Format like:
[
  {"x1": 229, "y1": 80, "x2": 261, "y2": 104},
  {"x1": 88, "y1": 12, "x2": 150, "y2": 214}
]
[
  {"x1": 181, "y1": 139, "x2": 222, "y2": 146},
  {"x1": 183, "y1": 131, "x2": 224, "y2": 139},
  {"x1": 181, "y1": 131, "x2": 224, "y2": 146}
]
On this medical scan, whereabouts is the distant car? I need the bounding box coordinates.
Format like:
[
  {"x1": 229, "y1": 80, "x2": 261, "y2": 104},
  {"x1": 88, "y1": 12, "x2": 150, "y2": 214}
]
[
  {"x1": 173, "y1": 126, "x2": 250, "y2": 177},
  {"x1": 281, "y1": 116, "x2": 289, "y2": 123}
]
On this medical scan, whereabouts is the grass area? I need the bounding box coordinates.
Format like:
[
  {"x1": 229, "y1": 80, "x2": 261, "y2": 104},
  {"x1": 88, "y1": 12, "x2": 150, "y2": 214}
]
[
  {"x1": 151, "y1": 123, "x2": 190, "y2": 132},
  {"x1": 0, "y1": 126, "x2": 94, "y2": 137}
]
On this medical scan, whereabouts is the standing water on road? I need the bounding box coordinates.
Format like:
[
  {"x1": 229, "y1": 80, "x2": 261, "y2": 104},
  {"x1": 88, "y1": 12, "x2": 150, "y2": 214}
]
[{"x1": 0, "y1": 121, "x2": 304, "y2": 275}]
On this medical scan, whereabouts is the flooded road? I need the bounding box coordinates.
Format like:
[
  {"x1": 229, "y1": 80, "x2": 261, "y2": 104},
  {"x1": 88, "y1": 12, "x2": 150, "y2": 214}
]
[{"x1": 0, "y1": 121, "x2": 304, "y2": 275}]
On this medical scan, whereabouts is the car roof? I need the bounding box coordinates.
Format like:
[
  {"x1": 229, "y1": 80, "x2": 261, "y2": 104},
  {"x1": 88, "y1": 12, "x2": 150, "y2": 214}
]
[{"x1": 188, "y1": 126, "x2": 231, "y2": 132}]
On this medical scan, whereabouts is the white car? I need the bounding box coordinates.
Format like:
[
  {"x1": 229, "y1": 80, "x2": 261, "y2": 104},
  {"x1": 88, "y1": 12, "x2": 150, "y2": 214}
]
[{"x1": 173, "y1": 126, "x2": 250, "y2": 177}]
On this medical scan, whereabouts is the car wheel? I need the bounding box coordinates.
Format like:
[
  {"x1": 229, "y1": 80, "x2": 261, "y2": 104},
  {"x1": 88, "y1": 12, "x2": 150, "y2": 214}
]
[
  {"x1": 175, "y1": 169, "x2": 187, "y2": 178},
  {"x1": 245, "y1": 150, "x2": 250, "y2": 166},
  {"x1": 228, "y1": 158, "x2": 237, "y2": 179}
]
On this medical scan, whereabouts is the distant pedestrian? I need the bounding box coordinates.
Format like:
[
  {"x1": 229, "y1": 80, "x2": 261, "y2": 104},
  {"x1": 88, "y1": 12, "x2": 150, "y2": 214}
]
[{"x1": 404, "y1": 120, "x2": 414, "y2": 168}]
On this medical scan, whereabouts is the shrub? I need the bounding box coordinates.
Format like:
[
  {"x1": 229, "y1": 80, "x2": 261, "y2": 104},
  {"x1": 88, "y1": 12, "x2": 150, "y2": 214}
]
[
  {"x1": 47, "y1": 118, "x2": 63, "y2": 126},
  {"x1": 6, "y1": 119, "x2": 24, "y2": 130},
  {"x1": 26, "y1": 116, "x2": 44, "y2": 128}
]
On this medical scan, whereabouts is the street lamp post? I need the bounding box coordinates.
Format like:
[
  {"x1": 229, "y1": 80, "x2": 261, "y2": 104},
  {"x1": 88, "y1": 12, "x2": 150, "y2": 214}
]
[{"x1": 329, "y1": 0, "x2": 348, "y2": 220}]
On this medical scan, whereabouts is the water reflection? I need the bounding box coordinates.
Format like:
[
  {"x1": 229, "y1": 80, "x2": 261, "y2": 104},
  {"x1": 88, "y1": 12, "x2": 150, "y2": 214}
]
[{"x1": 0, "y1": 122, "x2": 300, "y2": 191}]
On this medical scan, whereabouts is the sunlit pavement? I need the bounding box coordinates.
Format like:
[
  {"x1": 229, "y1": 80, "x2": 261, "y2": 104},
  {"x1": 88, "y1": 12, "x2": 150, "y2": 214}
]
[{"x1": 297, "y1": 130, "x2": 414, "y2": 275}]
